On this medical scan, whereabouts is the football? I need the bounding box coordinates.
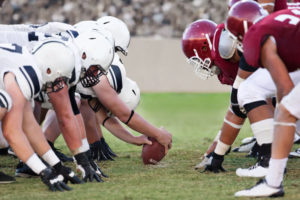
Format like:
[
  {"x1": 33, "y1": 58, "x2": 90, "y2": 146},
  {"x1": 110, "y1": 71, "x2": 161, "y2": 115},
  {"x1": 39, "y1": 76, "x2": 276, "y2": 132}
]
[{"x1": 142, "y1": 137, "x2": 165, "y2": 165}]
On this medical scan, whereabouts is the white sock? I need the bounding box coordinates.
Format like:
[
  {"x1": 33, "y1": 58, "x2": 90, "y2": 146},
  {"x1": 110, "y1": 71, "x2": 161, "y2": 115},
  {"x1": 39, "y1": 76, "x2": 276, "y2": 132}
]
[
  {"x1": 265, "y1": 158, "x2": 288, "y2": 187},
  {"x1": 214, "y1": 139, "x2": 230, "y2": 155},
  {"x1": 251, "y1": 118, "x2": 274, "y2": 145},
  {"x1": 25, "y1": 153, "x2": 47, "y2": 175},
  {"x1": 42, "y1": 149, "x2": 60, "y2": 167}
]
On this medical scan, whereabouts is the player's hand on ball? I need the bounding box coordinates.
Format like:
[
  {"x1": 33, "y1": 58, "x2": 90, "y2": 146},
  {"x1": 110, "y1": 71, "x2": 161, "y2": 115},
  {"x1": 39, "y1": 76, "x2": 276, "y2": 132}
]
[
  {"x1": 40, "y1": 167, "x2": 72, "y2": 192},
  {"x1": 132, "y1": 135, "x2": 152, "y2": 146},
  {"x1": 155, "y1": 127, "x2": 172, "y2": 155},
  {"x1": 204, "y1": 152, "x2": 226, "y2": 173}
]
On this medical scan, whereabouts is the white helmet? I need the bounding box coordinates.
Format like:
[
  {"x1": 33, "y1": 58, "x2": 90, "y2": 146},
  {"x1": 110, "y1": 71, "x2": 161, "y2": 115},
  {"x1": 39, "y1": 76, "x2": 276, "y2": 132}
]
[
  {"x1": 74, "y1": 20, "x2": 99, "y2": 33},
  {"x1": 32, "y1": 40, "x2": 75, "y2": 92},
  {"x1": 118, "y1": 78, "x2": 140, "y2": 110},
  {"x1": 74, "y1": 30, "x2": 115, "y2": 87},
  {"x1": 74, "y1": 20, "x2": 115, "y2": 46},
  {"x1": 97, "y1": 16, "x2": 130, "y2": 56}
]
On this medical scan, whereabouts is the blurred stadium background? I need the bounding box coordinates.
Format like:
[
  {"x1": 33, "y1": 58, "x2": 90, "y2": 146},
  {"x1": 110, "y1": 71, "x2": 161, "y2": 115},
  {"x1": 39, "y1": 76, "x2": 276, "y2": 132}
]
[{"x1": 0, "y1": 0, "x2": 233, "y2": 92}]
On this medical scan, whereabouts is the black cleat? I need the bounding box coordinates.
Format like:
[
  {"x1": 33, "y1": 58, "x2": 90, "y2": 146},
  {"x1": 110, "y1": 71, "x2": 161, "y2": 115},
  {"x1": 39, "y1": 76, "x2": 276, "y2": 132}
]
[{"x1": 0, "y1": 171, "x2": 16, "y2": 183}]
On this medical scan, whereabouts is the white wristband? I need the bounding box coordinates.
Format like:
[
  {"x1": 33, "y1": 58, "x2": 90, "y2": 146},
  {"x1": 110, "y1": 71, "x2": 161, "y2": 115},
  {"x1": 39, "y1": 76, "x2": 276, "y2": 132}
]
[
  {"x1": 215, "y1": 140, "x2": 231, "y2": 156},
  {"x1": 25, "y1": 153, "x2": 47, "y2": 175},
  {"x1": 42, "y1": 149, "x2": 60, "y2": 167},
  {"x1": 78, "y1": 138, "x2": 89, "y2": 154}
]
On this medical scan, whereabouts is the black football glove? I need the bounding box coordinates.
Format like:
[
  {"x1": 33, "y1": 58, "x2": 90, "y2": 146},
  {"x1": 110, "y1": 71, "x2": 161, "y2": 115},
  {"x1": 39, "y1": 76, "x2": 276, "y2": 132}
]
[
  {"x1": 74, "y1": 152, "x2": 103, "y2": 182},
  {"x1": 40, "y1": 167, "x2": 72, "y2": 192},
  {"x1": 204, "y1": 152, "x2": 226, "y2": 173},
  {"x1": 100, "y1": 137, "x2": 117, "y2": 157},
  {"x1": 53, "y1": 162, "x2": 82, "y2": 184},
  {"x1": 90, "y1": 138, "x2": 116, "y2": 161},
  {"x1": 86, "y1": 150, "x2": 108, "y2": 178}
]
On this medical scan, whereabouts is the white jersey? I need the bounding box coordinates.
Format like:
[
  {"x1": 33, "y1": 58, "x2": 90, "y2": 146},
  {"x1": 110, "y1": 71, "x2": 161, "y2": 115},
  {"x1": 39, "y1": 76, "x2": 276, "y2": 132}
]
[
  {"x1": 0, "y1": 31, "x2": 56, "y2": 52},
  {"x1": 0, "y1": 43, "x2": 42, "y2": 101},
  {"x1": 76, "y1": 53, "x2": 126, "y2": 99},
  {"x1": 0, "y1": 22, "x2": 75, "y2": 35}
]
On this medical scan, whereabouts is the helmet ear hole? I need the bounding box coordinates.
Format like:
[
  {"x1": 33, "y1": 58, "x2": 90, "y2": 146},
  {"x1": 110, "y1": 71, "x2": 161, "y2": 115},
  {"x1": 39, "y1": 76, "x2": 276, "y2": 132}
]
[
  {"x1": 82, "y1": 52, "x2": 86, "y2": 60},
  {"x1": 46, "y1": 68, "x2": 51, "y2": 74}
]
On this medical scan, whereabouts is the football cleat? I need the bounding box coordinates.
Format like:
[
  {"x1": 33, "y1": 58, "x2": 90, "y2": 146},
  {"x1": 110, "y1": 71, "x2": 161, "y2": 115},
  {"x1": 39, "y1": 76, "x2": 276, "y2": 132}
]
[
  {"x1": 294, "y1": 134, "x2": 300, "y2": 144},
  {"x1": 15, "y1": 161, "x2": 38, "y2": 178},
  {"x1": 236, "y1": 156, "x2": 269, "y2": 178},
  {"x1": 232, "y1": 137, "x2": 256, "y2": 153},
  {"x1": 289, "y1": 148, "x2": 300, "y2": 158},
  {"x1": 234, "y1": 179, "x2": 284, "y2": 197},
  {"x1": 0, "y1": 171, "x2": 16, "y2": 184}
]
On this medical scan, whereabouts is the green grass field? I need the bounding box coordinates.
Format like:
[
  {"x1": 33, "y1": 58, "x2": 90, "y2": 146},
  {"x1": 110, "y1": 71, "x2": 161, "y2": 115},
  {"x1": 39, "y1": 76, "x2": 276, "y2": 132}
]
[{"x1": 0, "y1": 93, "x2": 300, "y2": 200}]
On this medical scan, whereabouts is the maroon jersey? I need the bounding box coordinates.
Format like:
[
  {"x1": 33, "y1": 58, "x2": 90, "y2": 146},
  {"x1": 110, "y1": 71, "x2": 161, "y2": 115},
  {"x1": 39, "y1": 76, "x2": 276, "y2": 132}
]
[
  {"x1": 243, "y1": 9, "x2": 300, "y2": 72},
  {"x1": 253, "y1": 0, "x2": 287, "y2": 11},
  {"x1": 274, "y1": 0, "x2": 287, "y2": 11},
  {"x1": 211, "y1": 23, "x2": 238, "y2": 85}
]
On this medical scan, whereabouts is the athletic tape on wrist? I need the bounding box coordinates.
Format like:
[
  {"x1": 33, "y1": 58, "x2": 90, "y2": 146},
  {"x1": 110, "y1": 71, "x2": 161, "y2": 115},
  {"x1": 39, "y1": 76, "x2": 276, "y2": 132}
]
[
  {"x1": 25, "y1": 153, "x2": 47, "y2": 175},
  {"x1": 42, "y1": 149, "x2": 60, "y2": 167},
  {"x1": 125, "y1": 110, "x2": 135, "y2": 125},
  {"x1": 233, "y1": 76, "x2": 245, "y2": 89},
  {"x1": 76, "y1": 138, "x2": 90, "y2": 155},
  {"x1": 215, "y1": 139, "x2": 231, "y2": 156},
  {"x1": 224, "y1": 118, "x2": 243, "y2": 129}
]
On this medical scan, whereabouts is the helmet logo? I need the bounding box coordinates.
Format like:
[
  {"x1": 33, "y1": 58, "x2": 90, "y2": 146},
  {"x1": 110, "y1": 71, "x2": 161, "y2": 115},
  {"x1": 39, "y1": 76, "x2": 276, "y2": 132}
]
[
  {"x1": 47, "y1": 68, "x2": 51, "y2": 74},
  {"x1": 82, "y1": 52, "x2": 86, "y2": 60}
]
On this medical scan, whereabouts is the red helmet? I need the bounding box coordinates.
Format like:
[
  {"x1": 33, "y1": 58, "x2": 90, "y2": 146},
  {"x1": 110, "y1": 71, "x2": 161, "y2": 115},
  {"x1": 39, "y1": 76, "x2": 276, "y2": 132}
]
[
  {"x1": 226, "y1": 0, "x2": 267, "y2": 41},
  {"x1": 181, "y1": 19, "x2": 217, "y2": 79}
]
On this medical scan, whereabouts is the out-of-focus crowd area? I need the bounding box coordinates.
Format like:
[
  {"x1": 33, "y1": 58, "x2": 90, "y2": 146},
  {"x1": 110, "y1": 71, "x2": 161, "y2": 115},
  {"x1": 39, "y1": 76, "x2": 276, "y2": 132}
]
[{"x1": 0, "y1": 0, "x2": 228, "y2": 38}]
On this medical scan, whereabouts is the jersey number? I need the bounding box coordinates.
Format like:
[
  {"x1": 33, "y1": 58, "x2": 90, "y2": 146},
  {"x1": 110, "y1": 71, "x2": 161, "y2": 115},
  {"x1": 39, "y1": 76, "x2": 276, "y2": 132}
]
[
  {"x1": 0, "y1": 43, "x2": 22, "y2": 54},
  {"x1": 275, "y1": 9, "x2": 300, "y2": 25}
]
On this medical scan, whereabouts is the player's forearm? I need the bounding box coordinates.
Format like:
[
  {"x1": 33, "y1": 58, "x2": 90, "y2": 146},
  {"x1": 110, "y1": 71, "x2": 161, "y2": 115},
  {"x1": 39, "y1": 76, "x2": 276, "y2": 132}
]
[
  {"x1": 104, "y1": 117, "x2": 137, "y2": 144},
  {"x1": 126, "y1": 112, "x2": 161, "y2": 139},
  {"x1": 58, "y1": 114, "x2": 82, "y2": 153}
]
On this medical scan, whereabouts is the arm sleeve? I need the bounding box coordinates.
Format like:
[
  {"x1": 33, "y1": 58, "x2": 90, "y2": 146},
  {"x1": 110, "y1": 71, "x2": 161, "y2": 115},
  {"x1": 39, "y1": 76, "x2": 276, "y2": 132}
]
[
  {"x1": 239, "y1": 55, "x2": 258, "y2": 72},
  {"x1": 69, "y1": 85, "x2": 80, "y2": 115}
]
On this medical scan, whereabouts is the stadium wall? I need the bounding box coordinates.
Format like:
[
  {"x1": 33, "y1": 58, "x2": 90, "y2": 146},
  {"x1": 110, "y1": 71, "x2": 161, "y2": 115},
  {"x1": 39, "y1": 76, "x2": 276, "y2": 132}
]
[{"x1": 122, "y1": 37, "x2": 231, "y2": 93}]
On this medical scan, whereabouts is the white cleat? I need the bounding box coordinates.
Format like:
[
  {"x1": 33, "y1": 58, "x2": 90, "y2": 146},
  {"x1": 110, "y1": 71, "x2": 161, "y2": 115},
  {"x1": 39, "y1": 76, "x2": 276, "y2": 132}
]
[
  {"x1": 233, "y1": 137, "x2": 256, "y2": 153},
  {"x1": 289, "y1": 148, "x2": 300, "y2": 158},
  {"x1": 194, "y1": 155, "x2": 212, "y2": 170},
  {"x1": 236, "y1": 162, "x2": 268, "y2": 178},
  {"x1": 234, "y1": 179, "x2": 284, "y2": 197}
]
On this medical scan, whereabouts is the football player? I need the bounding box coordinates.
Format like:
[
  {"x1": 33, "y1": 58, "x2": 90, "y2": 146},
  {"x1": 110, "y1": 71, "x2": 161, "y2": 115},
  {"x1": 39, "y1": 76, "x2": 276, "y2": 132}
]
[
  {"x1": 42, "y1": 17, "x2": 169, "y2": 160},
  {"x1": 0, "y1": 29, "x2": 114, "y2": 181},
  {"x1": 224, "y1": 2, "x2": 300, "y2": 197},
  {"x1": 0, "y1": 41, "x2": 86, "y2": 191}
]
